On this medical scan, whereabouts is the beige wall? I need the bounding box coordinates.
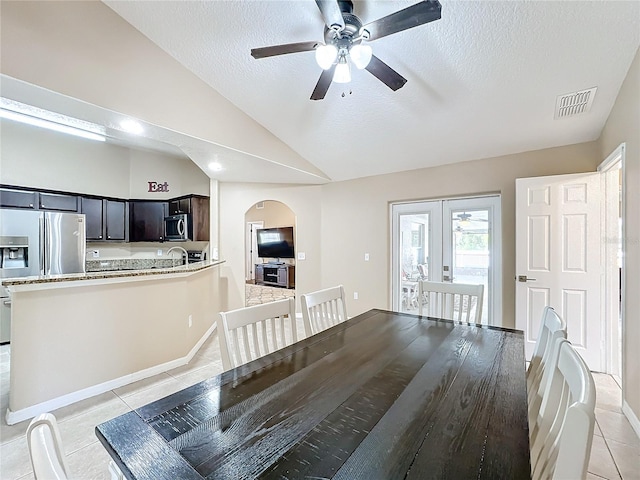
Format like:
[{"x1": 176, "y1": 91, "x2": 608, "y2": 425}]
[
  {"x1": 245, "y1": 200, "x2": 296, "y2": 229},
  {"x1": 599, "y1": 47, "x2": 640, "y2": 423},
  {"x1": 219, "y1": 184, "x2": 323, "y2": 312},
  {"x1": 220, "y1": 142, "x2": 600, "y2": 321},
  {"x1": 0, "y1": 119, "x2": 130, "y2": 198},
  {"x1": 9, "y1": 266, "x2": 220, "y2": 413},
  {"x1": 0, "y1": 118, "x2": 209, "y2": 199}
]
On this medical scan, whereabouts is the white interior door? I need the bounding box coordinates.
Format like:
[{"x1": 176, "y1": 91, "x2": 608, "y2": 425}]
[
  {"x1": 515, "y1": 173, "x2": 603, "y2": 371},
  {"x1": 391, "y1": 196, "x2": 501, "y2": 325}
]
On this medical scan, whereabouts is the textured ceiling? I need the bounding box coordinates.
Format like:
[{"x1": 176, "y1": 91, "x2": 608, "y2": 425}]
[{"x1": 102, "y1": 0, "x2": 638, "y2": 182}]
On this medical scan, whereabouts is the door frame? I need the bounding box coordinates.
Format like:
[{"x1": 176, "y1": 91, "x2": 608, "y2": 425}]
[
  {"x1": 390, "y1": 194, "x2": 502, "y2": 325},
  {"x1": 598, "y1": 143, "x2": 626, "y2": 378},
  {"x1": 245, "y1": 221, "x2": 263, "y2": 281}
]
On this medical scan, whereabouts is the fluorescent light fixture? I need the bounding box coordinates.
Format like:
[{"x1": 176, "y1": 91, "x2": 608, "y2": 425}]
[
  {"x1": 208, "y1": 162, "x2": 223, "y2": 172},
  {"x1": 0, "y1": 98, "x2": 106, "y2": 142},
  {"x1": 120, "y1": 118, "x2": 144, "y2": 135}
]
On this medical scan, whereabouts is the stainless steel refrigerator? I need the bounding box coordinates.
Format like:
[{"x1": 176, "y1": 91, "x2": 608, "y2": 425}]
[{"x1": 0, "y1": 209, "x2": 86, "y2": 343}]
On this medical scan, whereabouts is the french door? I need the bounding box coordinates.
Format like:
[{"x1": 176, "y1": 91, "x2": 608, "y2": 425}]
[{"x1": 391, "y1": 196, "x2": 502, "y2": 325}]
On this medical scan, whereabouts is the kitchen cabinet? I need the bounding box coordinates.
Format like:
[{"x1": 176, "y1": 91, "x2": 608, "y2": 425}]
[
  {"x1": 81, "y1": 197, "x2": 103, "y2": 240},
  {"x1": 81, "y1": 197, "x2": 128, "y2": 241},
  {"x1": 129, "y1": 201, "x2": 168, "y2": 242},
  {"x1": 0, "y1": 188, "x2": 37, "y2": 209},
  {"x1": 168, "y1": 195, "x2": 210, "y2": 241},
  {"x1": 39, "y1": 192, "x2": 78, "y2": 212},
  {"x1": 105, "y1": 200, "x2": 127, "y2": 240}
]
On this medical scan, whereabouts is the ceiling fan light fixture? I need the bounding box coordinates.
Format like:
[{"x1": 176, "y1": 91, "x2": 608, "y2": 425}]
[
  {"x1": 315, "y1": 44, "x2": 338, "y2": 70},
  {"x1": 333, "y1": 56, "x2": 351, "y2": 83},
  {"x1": 350, "y1": 44, "x2": 372, "y2": 69}
]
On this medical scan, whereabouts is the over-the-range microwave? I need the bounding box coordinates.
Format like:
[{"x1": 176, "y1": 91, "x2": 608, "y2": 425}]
[{"x1": 164, "y1": 214, "x2": 193, "y2": 241}]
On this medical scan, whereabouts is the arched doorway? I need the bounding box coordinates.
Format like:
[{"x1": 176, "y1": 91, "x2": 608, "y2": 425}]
[{"x1": 244, "y1": 200, "x2": 296, "y2": 306}]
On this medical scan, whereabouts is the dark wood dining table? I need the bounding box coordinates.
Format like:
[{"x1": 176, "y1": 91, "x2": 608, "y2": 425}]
[{"x1": 96, "y1": 309, "x2": 531, "y2": 479}]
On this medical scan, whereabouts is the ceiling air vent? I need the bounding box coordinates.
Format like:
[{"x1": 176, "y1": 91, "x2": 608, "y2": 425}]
[{"x1": 555, "y1": 87, "x2": 597, "y2": 119}]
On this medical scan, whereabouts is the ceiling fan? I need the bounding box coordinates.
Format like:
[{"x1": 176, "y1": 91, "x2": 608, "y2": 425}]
[{"x1": 250, "y1": 0, "x2": 442, "y2": 100}]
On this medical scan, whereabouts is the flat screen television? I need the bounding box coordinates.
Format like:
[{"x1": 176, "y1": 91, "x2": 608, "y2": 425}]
[{"x1": 256, "y1": 226, "x2": 295, "y2": 259}]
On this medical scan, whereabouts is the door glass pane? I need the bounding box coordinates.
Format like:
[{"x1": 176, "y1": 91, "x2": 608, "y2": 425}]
[
  {"x1": 399, "y1": 213, "x2": 429, "y2": 313},
  {"x1": 451, "y1": 209, "x2": 490, "y2": 323}
]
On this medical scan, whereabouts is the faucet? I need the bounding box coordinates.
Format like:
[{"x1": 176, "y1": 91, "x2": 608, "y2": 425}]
[{"x1": 167, "y1": 246, "x2": 189, "y2": 265}]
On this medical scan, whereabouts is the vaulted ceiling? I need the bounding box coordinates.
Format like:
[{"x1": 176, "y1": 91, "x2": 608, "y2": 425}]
[{"x1": 101, "y1": 0, "x2": 640, "y2": 182}]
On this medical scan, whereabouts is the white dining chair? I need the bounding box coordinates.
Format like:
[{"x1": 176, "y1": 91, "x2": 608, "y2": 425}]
[
  {"x1": 27, "y1": 412, "x2": 126, "y2": 480},
  {"x1": 529, "y1": 338, "x2": 596, "y2": 480},
  {"x1": 300, "y1": 285, "x2": 347, "y2": 335},
  {"x1": 417, "y1": 280, "x2": 484, "y2": 324},
  {"x1": 218, "y1": 297, "x2": 298, "y2": 370},
  {"x1": 527, "y1": 306, "x2": 567, "y2": 424},
  {"x1": 27, "y1": 413, "x2": 69, "y2": 480}
]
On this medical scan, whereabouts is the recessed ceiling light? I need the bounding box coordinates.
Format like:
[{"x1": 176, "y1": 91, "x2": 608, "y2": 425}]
[
  {"x1": 120, "y1": 119, "x2": 144, "y2": 135},
  {"x1": 208, "y1": 162, "x2": 223, "y2": 172}
]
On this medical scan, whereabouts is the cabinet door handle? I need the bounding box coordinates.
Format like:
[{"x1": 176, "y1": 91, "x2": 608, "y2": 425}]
[
  {"x1": 29, "y1": 203, "x2": 33, "y2": 207},
  {"x1": 107, "y1": 235, "x2": 111, "y2": 239},
  {"x1": 99, "y1": 235, "x2": 103, "y2": 239}
]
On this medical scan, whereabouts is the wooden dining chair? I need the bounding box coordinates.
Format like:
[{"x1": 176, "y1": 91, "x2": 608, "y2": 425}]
[
  {"x1": 218, "y1": 297, "x2": 298, "y2": 370},
  {"x1": 527, "y1": 306, "x2": 567, "y2": 424},
  {"x1": 300, "y1": 285, "x2": 347, "y2": 335},
  {"x1": 27, "y1": 413, "x2": 69, "y2": 480},
  {"x1": 417, "y1": 280, "x2": 484, "y2": 324},
  {"x1": 529, "y1": 338, "x2": 596, "y2": 480}
]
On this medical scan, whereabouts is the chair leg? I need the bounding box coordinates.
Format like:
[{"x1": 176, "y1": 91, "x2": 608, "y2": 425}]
[{"x1": 109, "y1": 460, "x2": 125, "y2": 480}]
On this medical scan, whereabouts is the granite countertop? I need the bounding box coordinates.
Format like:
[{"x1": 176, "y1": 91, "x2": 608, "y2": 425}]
[{"x1": 1, "y1": 259, "x2": 225, "y2": 286}]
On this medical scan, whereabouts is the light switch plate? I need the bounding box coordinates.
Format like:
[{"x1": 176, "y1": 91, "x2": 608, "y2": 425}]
[
  {"x1": 297, "y1": 252, "x2": 306, "y2": 260},
  {"x1": 364, "y1": 253, "x2": 370, "y2": 261}
]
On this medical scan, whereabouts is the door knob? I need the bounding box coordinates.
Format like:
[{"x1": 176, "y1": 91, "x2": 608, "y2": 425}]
[{"x1": 517, "y1": 275, "x2": 537, "y2": 282}]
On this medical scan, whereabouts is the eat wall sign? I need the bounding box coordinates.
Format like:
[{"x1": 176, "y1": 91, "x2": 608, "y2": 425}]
[{"x1": 148, "y1": 181, "x2": 169, "y2": 192}]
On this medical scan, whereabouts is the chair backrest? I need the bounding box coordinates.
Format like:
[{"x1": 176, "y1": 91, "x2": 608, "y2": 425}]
[
  {"x1": 417, "y1": 281, "x2": 484, "y2": 324},
  {"x1": 300, "y1": 285, "x2": 347, "y2": 335},
  {"x1": 530, "y1": 338, "x2": 596, "y2": 480},
  {"x1": 527, "y1": 306, "x2": 567, "y2": 418},
  {"x1": 26, "y1": 413, "x2": 69, "y2": 480},
  {"x1": 218, "y1": 297, "x2": 298, "y2": 371}
]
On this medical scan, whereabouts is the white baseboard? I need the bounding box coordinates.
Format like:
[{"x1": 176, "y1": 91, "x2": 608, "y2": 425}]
[
  {"x1": 622, "y1": 400, "x2": 640, "y2": 439},
  {"x1": 5, "y1": 322, "x2": 217, "y2": 426}
]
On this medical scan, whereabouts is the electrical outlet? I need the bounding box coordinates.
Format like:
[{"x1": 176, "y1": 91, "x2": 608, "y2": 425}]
[
  {"x1": 354, "y1": 292, "x2": 359, "y2": 300},
  {"x1": 92, "y1": 250, "x2": 99, "y2": 258},
  {"x1": 188, "y1": 315, "x2": 193, "y2": 328},
  {"x1": 297, "y1": 252, "x2": 306, "y2": 260},
  {"x1": 157, "y1": 249, "x2": 163, "y2": 256},
  {"x1": 364, "y1": 253, "x2": 370, "y2": 261}
]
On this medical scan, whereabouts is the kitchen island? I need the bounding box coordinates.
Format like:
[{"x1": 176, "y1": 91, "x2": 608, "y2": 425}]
[{"x1": 2, "y1": 260, "x2": 225, "y2": 425}]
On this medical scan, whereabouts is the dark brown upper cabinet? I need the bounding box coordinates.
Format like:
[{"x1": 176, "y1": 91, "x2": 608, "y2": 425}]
[
  {"x1": 39, "y1": 192, "x2": 78, "y2": 212},
  {"x1": 81, "y1": 197, "x2": 128, "y2": 241},
  {"x1": 0, "y1": 188, "x2": 38, "y2": 209},
  {"x1": 169, "y1": 195, "x2": 210, "y2": 241},
  {"x1": 129, "y1": 201, "x2": 168, "y2": 242}
]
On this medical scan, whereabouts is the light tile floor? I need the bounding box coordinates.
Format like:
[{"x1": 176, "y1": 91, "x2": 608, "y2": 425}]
[{"x1": 1, "y1": 337, "x2": 639, "y2": 479}]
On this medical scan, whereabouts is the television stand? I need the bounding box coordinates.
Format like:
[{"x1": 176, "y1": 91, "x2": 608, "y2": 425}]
[{"x1": 255, "y1": 263, "x2": 295, "y2": 289}]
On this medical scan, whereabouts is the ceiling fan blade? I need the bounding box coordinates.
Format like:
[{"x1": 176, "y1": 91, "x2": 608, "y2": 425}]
[
  {"x1": 363, "y1": 0, "x2": 442, "y2": 41},
  {"x1": 365, "y1": 55, "x2": 407, "y2": 91},
  {"x1": 251, "y1": 41, "x2": 320, "y2": 59},
  {"x1": 315, "y1": 0, "x2": 345, "y2": 31},
  {"x1": 310, "y1": 65, "x2": 336, "y2": 100}
]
